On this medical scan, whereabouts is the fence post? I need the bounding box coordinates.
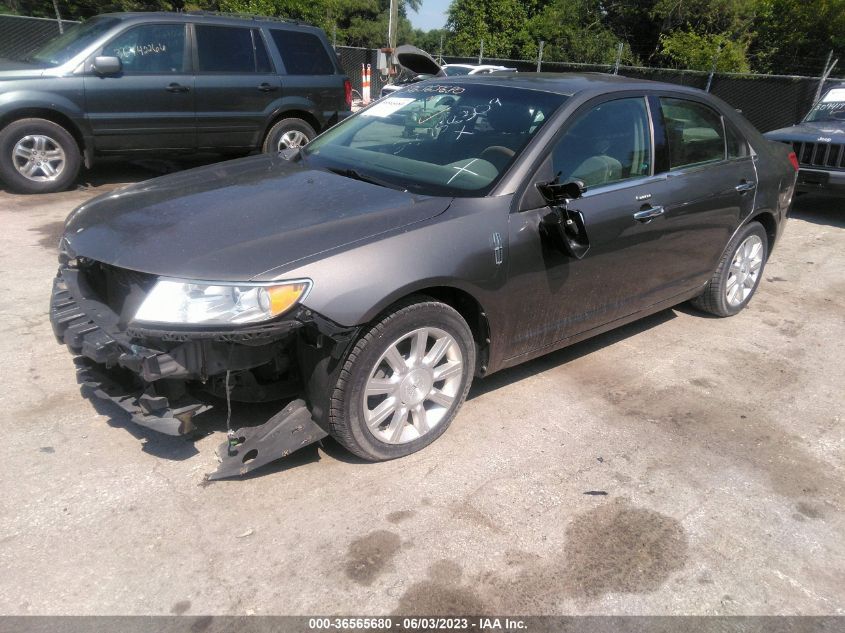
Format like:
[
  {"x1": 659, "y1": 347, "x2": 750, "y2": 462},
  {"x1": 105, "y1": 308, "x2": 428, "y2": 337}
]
[
  {"x1": 705, "y1": 45, "x2": 721, "y2": 92},
  {"x1": 613, "y1": 42, "x2": 623, "y2": 75},
  {"x1": 478, "y1": 39, "x2": 483, "y2": 65},
  {"x1": 536, "y1": 40, "x2": 544, "y2": 72},
  {"x1": 813, "y1": 50, "x2": 837, "y2": 105},
  {"x1": 52, "y1": 0, "x2": 63, "y2": 34}
]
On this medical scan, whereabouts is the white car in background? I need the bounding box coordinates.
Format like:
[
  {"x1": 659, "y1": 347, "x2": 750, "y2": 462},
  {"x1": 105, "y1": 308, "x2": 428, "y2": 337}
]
[
  {"x1": 442, "y1": 63, "x2": 517, "y2": 76},
  {"x1": 379, "y1": 48, "x2": 517, "y2": 98}
]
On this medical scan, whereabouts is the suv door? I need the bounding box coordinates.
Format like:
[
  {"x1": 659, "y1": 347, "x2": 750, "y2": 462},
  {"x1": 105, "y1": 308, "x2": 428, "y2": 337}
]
[
  {"x1": 193, "y1": 24, "x2": 280, "y2": 150},
  {"x1": 84, "y1": 23, "x2": 195, "y2": 151},
  {"x1": 267, "y1": 28, "x2": 345, "y2": 121}
]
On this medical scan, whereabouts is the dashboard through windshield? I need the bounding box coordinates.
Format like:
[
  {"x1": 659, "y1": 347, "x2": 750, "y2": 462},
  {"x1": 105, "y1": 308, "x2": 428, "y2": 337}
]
[{"x1": 303, "y1": 83, "x2": 567, "y2": 197}]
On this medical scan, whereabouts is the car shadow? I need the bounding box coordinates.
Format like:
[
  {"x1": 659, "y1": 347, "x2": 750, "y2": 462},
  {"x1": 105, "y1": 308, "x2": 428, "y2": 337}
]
[{"x1": 790, "y1": 194, "x2": 845, "y2": 228}]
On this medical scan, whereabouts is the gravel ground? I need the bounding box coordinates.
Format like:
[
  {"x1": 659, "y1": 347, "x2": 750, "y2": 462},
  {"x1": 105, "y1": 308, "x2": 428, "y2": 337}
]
[{"x1": 0, "y1": 165, "x2": 843, "y2": 616}]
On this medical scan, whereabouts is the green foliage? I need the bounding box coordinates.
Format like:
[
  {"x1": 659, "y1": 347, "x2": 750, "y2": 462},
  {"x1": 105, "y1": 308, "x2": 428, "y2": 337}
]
[
  {"x1": 444, "y1": 0, "x2": 529, "y2": 59},
  {"x1": 6, "y1": 0, "x2": 844, "y2": 75},
  {"x1": 658, "y1": 31, "x2": 750, "y2": 72}
]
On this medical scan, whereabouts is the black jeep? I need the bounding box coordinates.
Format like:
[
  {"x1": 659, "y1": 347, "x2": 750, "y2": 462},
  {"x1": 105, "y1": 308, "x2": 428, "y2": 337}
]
[
  {"x1": 764, "y1": 84, "x2": 845, "y2": 194},
  {"x1": 0, "y1": 12, "x2": 352, "y2": 193}
]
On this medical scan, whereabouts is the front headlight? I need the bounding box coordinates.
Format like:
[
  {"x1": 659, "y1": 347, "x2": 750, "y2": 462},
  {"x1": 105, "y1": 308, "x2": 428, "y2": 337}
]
[{"x1": 133, "y1": 279, "x2": 311, "y2": 326}]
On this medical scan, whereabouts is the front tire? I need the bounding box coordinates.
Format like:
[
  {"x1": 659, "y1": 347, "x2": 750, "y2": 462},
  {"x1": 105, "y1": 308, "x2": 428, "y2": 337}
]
[
  {"x1": 328, "y1": 298, "x2": 476, "y2": 461},
  {"x1": 692, "y1": 221, "x2": 768, "y2": 317},
  {"x1": 0, "y1": 118, "x2": 81, "y2": 194},
  {"x1": 262, "y1": 118, "x2": 316, "y2": 154}
]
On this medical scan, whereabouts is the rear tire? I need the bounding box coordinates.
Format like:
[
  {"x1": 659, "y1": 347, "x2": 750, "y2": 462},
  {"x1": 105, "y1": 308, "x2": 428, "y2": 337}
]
[
  {"x1": 691, "y1": 221, "x2": 768, "y2": 317},
  {"x1": 262, "y1": 118, "x2": 316, "y2": 154},
  {"x1": 0, "y1": 118, "x2": 81, "y2": 194},
  {"x1": 328, "y1": 298, "x2": 476, "y2": 461}
]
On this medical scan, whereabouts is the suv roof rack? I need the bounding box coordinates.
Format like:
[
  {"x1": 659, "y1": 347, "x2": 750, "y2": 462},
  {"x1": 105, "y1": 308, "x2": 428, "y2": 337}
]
[{"x1": 182, "y1": 10, "x2": 311, "y2": 26}]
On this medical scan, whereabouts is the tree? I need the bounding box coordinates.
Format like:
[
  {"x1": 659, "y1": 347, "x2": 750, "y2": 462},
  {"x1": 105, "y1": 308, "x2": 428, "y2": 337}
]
[
  {"x1": 444, "y1": 0, "x2": 529, "y2": 59},
  {"x1": 659, "y1": 30, "x2": 750, "y2": 72},
  {"x1": 749, "y1": 0, "x2": 845, "y2": 75},
  {"x1": 525, "y1": 0, "x2": 635, "y2": 64}
]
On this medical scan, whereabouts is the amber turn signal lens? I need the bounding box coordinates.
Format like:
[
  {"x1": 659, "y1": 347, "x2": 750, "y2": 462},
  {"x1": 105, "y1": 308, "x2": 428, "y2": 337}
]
[{"x1": 266, "y1": 283, "x2": 309, "y2": 316}]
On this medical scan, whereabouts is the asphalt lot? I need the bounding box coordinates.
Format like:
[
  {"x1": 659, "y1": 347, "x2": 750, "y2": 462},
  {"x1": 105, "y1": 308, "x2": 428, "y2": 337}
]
[{"x1": 0, "y1": 163, "x2": 843, "y2": 616}]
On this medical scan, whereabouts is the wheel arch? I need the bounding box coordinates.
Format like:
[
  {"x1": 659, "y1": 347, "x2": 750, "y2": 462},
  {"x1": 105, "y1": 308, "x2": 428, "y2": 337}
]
[
  {"x1": 0, "y1": 107, "x2": 86, "y2": 156},
  {"x1": 262, "y1": 109, "x2": 322, "y2": 144},
  {"x1": 747, "y1": 209, "x2": 778, "y2": 256},
  {"x1": 365, "y1": 283, "x2": 492, "y2": 376}
]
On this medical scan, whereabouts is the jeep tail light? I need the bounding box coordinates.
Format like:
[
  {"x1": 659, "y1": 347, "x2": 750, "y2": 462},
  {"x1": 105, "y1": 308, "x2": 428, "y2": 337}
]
[
  {"x1": 788, "y1": 151, "x2": 799, "y2": 171},
  {"x1": 344, "y1": 79, "x2": 352, "y2": 109}
]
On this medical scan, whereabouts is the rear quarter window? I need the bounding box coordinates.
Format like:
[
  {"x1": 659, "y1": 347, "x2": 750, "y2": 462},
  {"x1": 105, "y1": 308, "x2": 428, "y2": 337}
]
[{"x1": 270, "y1": 29, "x2": 335, "y2": 75}]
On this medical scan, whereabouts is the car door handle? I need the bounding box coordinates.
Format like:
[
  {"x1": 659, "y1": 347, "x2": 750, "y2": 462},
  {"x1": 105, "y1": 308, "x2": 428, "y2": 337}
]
[
  {"x1": 257, "y1": 83, "x2": 278, "y2": 92},
  {"x1": 166, "y1": 83, "x2": 189, "y2": 93},
  {"x1": 735, "y1": 180, "x2": 756, "y2": 193},
  {"x1": 633, "y1": 206, "x2": 665, "y2": 223}
]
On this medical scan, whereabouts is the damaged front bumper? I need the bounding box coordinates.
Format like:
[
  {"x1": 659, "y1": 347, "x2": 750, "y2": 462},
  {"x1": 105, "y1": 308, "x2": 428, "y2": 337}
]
[{"x1": 50, "y1": 263, "x2": 351, "y2": 477}]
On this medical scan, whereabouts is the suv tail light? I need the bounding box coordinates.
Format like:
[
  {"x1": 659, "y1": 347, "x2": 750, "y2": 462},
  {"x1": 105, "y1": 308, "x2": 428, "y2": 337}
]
[
  {"x1": 344, "y1": 79, "x2": 352, "y2": 109},
  {"x1": 788, "y1": 151, "x2": 800, "y2": 171}
]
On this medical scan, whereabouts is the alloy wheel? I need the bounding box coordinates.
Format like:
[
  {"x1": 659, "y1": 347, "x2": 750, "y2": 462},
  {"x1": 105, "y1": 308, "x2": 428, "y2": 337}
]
[
  {"x1": 363, "y1": 327, "x2": 465, "y2": 445},
  {"x1": 725, "y1": 234, "x2": 764, "y2": 307},
  {"x1": 12, "y1": 135, "x2": 65, "y2": 182},
  {"x1": 277, "y1": 130, "x2": 309, "y2": 151}
]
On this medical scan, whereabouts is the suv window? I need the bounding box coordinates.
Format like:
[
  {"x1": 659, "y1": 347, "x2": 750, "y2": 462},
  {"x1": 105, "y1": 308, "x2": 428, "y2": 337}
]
[
  {"x1": 270, "y1": 30, "x2": 334, "y2": 75},
  {"x1": 552, "y1": 97, "x2": 652, "y2": 188},
  {"x1": 104, "y1": 24, "x2": 186, "y2": 73},
  {"x1": 196, "y1": 25, "x2": 272, "y2": 73},
  {"x1": 660, "y1": 97, "x2": 726, "y2": 168}
]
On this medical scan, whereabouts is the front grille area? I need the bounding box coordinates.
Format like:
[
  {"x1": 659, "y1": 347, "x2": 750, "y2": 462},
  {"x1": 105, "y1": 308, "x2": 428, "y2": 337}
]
[
  {"x1": 79, "y1": 261, "x2": 158, "y2": 322},
  {"x1": 792, "y1": 141, "x2": 845, "y2": 170}
]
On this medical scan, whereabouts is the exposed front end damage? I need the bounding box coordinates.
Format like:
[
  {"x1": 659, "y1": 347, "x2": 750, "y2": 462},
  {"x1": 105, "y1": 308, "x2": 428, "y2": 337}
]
[{"x1": 50, "y1": 259, "x2": 355, "y2": 478}]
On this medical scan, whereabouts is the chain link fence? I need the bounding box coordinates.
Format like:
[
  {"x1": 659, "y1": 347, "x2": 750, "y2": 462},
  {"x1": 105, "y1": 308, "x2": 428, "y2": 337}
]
[
  {"x1": 0, "y1": 14, "x2": 77, "y2": 60},
  {"x1": 1, "y1": 14, "x2": 840, "y2": 132},
  {"x1": 442, "y1": 55, "x2": 843, "y2": 132}
]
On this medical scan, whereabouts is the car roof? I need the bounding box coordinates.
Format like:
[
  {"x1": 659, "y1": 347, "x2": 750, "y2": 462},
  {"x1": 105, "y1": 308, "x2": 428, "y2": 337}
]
[
  {"x1": 97, "y1": 11, "x2": 324, "y2": 32},
  {"x1": 435, "y1": 72, "x2": 704, "y2": 97}
]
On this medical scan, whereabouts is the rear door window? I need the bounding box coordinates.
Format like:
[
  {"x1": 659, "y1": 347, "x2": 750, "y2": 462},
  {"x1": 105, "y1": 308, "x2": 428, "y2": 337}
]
[
  {"x1": 103, "y1": 24, "x2": 186, "y2": 73},
  {"x1": 269, "y1": 30, "x2": 335, "y2": 75},
  {"x1": 659, "y1": 97, "x2": 726, "y2": 168},
  {"x1": 196, "y1": 25, "x2": 272, "y2": 73}
]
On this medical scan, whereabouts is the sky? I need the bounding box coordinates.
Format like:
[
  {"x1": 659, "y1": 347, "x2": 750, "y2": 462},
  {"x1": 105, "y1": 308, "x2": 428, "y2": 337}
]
[{"x1": 409, "y1": 0, "x2": 450, "y2": 31}]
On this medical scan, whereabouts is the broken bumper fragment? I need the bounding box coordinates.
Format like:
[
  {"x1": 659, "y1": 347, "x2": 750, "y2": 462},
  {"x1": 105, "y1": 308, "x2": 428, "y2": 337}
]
[{"x1": 49, "y1": 263, "x2": 343, "y2": 477}]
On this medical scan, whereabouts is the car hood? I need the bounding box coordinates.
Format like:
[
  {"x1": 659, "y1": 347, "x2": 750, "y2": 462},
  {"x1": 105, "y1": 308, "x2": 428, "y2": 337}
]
[
  {"x1": 764, "y1": 121, "x2": 845, "y2": 142},
  {"x1": 63, "y1": 154, "x2": 451, "y2": 281},
  {"x1": 0, "y1": 58, "x2": 47, "y2": 77},
  {"x1": 394, "y1": 45, "x2": 445, "y2": 77}
]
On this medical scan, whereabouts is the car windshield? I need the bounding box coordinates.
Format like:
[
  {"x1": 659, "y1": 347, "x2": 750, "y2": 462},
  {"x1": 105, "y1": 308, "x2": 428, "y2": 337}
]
[
  {"x1": 443, "y1": 66, "x2": 472, "y2": 76},
  {"x1": 27, "y1": 17, "x2": 120, "y2": 66},
  {"x1": 303, "y1": 83, "x2": 566, "y2": 197},
  {"x1": 804, "y1": 88, "x2": 845, "y2": 123}
]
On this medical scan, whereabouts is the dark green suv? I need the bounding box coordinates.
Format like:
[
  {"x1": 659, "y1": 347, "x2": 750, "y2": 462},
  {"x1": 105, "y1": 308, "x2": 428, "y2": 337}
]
[{"x1": 0, "y1": 12, "x2": 352, "y2": 193}]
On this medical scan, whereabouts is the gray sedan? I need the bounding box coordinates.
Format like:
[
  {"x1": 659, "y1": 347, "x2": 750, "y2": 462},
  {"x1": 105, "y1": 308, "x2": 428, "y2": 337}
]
[{"x1": 50, "y1": 73, "x2": 797, "y2": 477}]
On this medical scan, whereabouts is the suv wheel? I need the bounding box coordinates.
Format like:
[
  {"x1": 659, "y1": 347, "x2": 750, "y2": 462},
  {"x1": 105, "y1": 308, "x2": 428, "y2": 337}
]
[
  {"x1": 691, "y1": 221, "x2": 768, "y2": 317},
  {"x1": 328, "y1": 298, "x2": 476, "y2": 461},
  {"x1": 0, "y1": 118, "x2": 81, "y2": 194},
  {"x1": 262, "y1": 118, "x2": 316, "y2": 154}
]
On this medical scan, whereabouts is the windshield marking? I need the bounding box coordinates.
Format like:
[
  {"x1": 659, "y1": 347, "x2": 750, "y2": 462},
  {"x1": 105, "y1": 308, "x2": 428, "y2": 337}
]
[
  {"x1": 454, "y1": 125, "x2": 474, "y2": 141},
  {"x1": 447, "y1": 159, "x2": 481, "y2": 184}
]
